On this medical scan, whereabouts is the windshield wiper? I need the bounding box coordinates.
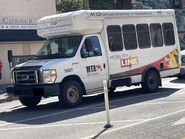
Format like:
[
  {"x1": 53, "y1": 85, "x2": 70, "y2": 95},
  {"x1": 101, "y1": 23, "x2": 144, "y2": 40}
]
[{"x1": 35, "y1": 54, "x2": 68, "y2": 59}]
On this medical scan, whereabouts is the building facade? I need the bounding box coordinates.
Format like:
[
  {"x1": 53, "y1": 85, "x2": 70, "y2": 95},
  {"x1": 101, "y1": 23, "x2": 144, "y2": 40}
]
[{"x1": 0, "y1": 0, "x2": 56, "y2": 84}]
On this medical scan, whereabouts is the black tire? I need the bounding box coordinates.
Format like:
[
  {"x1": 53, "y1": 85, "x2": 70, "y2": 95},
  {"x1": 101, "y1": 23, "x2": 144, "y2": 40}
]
[
  {"x1": 109, "y1": 88, "x2": 115, "y2": 93},
  {"x1": 59, "y1": 80, "x2": 83, "y2": 107},
  {"x1": 141, "y1": 69, "x2": 160, "y2": 93},
  {"x1": 19, "y1": 96, "x2": 41, "y2": 108}
]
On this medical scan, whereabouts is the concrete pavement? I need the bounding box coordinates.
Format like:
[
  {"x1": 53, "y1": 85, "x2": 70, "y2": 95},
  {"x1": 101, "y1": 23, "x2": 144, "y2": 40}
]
[
  {"x1": 0, "y1": 84, "x2": 17, "y2": 103},
  {"x1": 0, "y1": 77, "x2": 185, "y2": 139}
]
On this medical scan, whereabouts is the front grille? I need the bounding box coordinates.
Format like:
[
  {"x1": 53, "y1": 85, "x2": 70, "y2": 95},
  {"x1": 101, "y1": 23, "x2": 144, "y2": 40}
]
[{"x1": 14, "y1": 70, "x2": 39, "y2": 84}]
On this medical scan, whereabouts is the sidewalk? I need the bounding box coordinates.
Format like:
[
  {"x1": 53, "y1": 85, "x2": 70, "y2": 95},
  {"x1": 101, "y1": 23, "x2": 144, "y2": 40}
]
[{"x1": 0, "y1": 84, "x2": 17, "y2": 103}]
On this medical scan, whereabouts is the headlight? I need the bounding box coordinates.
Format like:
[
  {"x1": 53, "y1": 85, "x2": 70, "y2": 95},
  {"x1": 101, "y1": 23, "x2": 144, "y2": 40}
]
[{"x1": 42, "y1": 69, "x2": 57, "y2": 84}]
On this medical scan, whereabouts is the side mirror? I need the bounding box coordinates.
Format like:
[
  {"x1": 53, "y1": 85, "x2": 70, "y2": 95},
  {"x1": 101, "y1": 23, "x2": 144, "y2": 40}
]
[
  {"x1": 7, "y1": 50, "x2": 13, "y2": 68},
  {"x1": 94, "y1": 49, "x2": 101, "y2": 55},
  {"x1": 81, "y1": 49, "x2": 87, "y2": 58}
]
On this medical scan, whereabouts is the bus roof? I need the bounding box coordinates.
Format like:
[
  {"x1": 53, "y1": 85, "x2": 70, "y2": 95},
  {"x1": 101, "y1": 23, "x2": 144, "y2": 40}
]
[
  {"x1": 37, "y1": 9, "x2": 175, "y2": 38},
  {"x1": 39, "y1": 9, "x2": 175, "y2": 21}
]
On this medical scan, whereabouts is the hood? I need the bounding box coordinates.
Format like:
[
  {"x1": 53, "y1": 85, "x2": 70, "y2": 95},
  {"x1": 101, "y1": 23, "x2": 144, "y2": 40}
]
[{"x1": 16, "y1": 59, "x2": 66, "y2": 68}]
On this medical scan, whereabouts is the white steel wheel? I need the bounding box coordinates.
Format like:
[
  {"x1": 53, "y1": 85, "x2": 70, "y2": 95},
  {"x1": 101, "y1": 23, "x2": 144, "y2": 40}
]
[
  {"x1": 67, "y1": 85, "x2": 80, "y2": 103},
  {"x1": 59, "y1": 80, "x2": 83, "y2": 107}
]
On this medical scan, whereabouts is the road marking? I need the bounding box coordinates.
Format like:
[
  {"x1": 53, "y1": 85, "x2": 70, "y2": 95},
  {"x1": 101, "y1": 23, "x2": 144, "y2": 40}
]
[
  {"x1": 172, "y1": 117, "x2": 185, "y2": 126},
  {"x1": 136, "y1": 100, "x2": 185, "y2": 106},
  {"x1": 0, "y1": 92, "x2": 165, "y2": 127},
  {"x1": 82, "y1": 108, "x2": 185, "y2": 139},
  {"x1": 0, "y1": 119, "x2": 146, "y2": 131}
]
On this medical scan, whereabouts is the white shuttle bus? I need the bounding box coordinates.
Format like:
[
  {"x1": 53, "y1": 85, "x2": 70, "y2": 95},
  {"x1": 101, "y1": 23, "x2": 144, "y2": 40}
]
[{"x1": 7, "y1": 10, "x2": 181, "y2": 107}]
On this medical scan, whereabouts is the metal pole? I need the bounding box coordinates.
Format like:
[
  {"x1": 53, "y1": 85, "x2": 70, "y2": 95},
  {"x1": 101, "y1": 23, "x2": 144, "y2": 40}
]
[
  {"x1": 83, "y1": 0, "x2": 89, "y2": 10},
  {"x1": 114, "y1": 0, "x2": 117, "y2": 9},
  {"x1": 103, "y1": 80, "x2": 112, "y2": 128}
]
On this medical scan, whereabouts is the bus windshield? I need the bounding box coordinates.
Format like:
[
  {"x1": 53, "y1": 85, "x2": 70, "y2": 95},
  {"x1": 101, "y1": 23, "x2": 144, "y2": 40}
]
[{"x1": 36, "y1": 36, "x2": 82, "y2": 59}]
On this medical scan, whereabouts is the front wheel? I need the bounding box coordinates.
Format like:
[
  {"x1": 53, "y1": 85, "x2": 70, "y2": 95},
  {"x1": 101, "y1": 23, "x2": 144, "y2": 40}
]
[
  {"x1": 141, "y1": 70, "x2": 160, "y2": 93},
  {"x1": 19, "y1": 96, "x2": 41, "y2": 108},
  {"x1": 58, "y1": 80, "x2": 83, "y2": 107}
]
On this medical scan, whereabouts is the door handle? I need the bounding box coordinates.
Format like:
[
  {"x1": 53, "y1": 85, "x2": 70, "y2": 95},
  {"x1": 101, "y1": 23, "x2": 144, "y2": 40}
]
[{"x1": 103, "y1": 63, "x2": 106, "y2": 69}]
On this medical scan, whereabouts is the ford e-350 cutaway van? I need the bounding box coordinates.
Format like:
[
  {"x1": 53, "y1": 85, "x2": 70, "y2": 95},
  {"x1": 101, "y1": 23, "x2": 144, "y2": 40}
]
[{"x1": 7, "y1": 10, "x2": 181, "y2": 108}]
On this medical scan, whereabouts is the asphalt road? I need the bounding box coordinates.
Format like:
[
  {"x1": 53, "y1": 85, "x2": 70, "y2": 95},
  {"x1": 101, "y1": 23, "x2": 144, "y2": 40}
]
[{"x1": 0, "y1": 77, "x2": 185, "y2": 139}]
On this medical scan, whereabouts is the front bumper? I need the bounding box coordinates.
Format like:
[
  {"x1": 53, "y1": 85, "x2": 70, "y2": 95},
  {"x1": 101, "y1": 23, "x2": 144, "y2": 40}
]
[{"x1": 6, "y1": 83, "x2": 61, "y2": 97}]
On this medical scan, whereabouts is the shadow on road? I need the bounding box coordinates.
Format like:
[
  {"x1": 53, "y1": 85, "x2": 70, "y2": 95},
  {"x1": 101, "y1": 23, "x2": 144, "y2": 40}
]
[
  {"x1": 170, "y1": 78, "x2": 185, "y2": 84},
  {"x1": 0, "y1": 87, "x2": 179, "y2": 125},
  {"x1": 91, "y1": 127, "x2": 110, "y2": 139}
]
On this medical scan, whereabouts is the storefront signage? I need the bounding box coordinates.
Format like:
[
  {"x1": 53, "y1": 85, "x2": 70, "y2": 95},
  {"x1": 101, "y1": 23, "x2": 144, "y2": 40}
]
[{"x1": 0, "y1": 16, "x2": 38, "y2": 30}]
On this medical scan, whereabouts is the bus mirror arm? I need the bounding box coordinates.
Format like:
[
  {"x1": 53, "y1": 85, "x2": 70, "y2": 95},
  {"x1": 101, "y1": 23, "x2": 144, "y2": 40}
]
[{"x1": 7, "y1": 50, "x2": 13, "y2": 69}]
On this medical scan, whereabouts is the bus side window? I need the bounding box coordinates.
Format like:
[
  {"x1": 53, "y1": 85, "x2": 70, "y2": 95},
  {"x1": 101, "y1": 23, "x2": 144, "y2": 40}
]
[
  {"x1": 150, "y1": 24, "x2": 163, "y2": 47},
  {"x1": 107, "y1": 25, "x2": 123, "y2": 52},
  {"x1": 122, "y1": 24, "x2": 137, "y2": 50},
  {"x1": 162, "y1": 23, "x2": 175, "y2": 46},
  {"x1": 136, "y1": 24, "x2": 151, "y2": 49}
]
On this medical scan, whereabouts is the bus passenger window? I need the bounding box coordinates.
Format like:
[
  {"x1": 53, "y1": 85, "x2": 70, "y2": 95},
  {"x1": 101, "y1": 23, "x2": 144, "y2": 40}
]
[
  {"x1": 150, "y1": 24, "x2": 163, "y2": 47},
  {"x1": 162, "y1": 23, "x2": 175, "y2": 46},
  {"x1": 136, "y1": 24, "x2": 151, "y2": 49},
  {"x1": 122, "y1": 24, "x2": 137, "y2": 50},
  {"x1": 107, "y1": 25, "x2": 123, "y2": 52}
]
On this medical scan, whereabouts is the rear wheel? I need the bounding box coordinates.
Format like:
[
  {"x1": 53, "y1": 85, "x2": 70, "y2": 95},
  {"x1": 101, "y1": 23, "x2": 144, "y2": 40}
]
[
  {"x1": 141, "y1": 70, "x2": 160, "y2": 93},
  {"x1": 59, "y1": 80, "x2": 83, "y2": 107},
  {"x1": 19, "y1": 96, "x2": 41, "y2": 108}
]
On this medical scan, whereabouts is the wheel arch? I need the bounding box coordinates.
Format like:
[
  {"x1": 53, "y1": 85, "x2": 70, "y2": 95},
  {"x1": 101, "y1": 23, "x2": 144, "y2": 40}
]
[{"x1": 61, "y1": 75, "x2": 86, "y2": 95}]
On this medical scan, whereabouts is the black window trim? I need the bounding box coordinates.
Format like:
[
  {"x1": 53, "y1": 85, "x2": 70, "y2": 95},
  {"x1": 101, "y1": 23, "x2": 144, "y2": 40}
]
[
  {"x1": 122, "y1": 24, "x2": 138, "y2": 50},
  {"x1": 136, "y1": 23, "x2": 151, "y2": 49},
  {"x1": 162, "y1": 22, "x2": 176, "y2": 46},
  {"x1": 80, "y1": 35, "x2": 102, "y2": 58},
  {"x1": 150, "y1": 23, "x2": 164, "y2": 47},
  {"x1": 107, "y1": 25, "x2": 124, "y2": 52}
]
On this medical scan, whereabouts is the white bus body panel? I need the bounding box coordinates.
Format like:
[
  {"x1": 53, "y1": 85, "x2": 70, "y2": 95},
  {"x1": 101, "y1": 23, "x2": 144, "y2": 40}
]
[
  {"x1": 36, "y1": 9, "x2": 180, "y2": 93},
  {"x1": 100, "y1": 10, "x2": 180, "y2": 82},
  {"x1": 37, "y1": 11, "x2": 103, "y2": 38}
]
